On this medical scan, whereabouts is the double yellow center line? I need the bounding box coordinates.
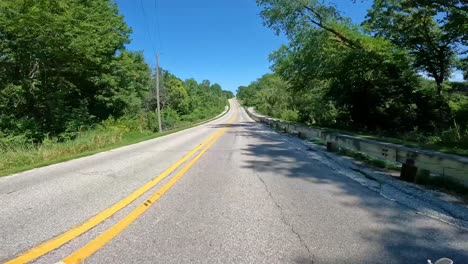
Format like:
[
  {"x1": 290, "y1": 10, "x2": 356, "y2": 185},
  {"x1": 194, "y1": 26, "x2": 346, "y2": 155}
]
[{"x1": 6, "y1": 110, "x2": 237, "y2": 264}]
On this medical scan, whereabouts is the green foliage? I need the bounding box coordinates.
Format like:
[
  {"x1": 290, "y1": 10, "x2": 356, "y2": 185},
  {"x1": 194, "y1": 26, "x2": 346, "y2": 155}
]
[
  {"x1": 237, "y1": 74, "x2": 297, "y2": 119},
  {"x1": 223, "y1": 90, "x2": 235, "y2": 99},
  {"x1": 280, "y1": 109, "x2": 299, "y2": 122},
  {"x1": 449, "y1": 93, "x2": 468, "y2": 131},
  {"x1": 0, "y1": 0, "x2": 232, "y2": 177},
  {"x1": 415, "y1": 169, "x2": 468, "y2": 201},
  {"x1": 326, "y1": 41, "x2": 420, "y2": 130},
  {"x1": 161, "y1": 74, "x2": 190, "y2": 115},
  {"x1": 0, "y1": 0, "x2": 138, "y2": 139},
  {"x1": 338, "y1": 148, "x2": 401, "y2": 171},
  {"x1": 0, "y1": 129, "x2": 124, "y2": 174},
  {"x1": 236, "y1": 86, "x2": 257, "y2": 106},
  {"x1": 161, "y1": 107, "x2": 181, "y2": 130},
  {"x1": 257, "y1": 0, "x2": 421, "y2": 131},
  {"x1": 0, "y1": 110, "x2": 230, "y2": 176},
  {"x1": 100, "y1": 51, "x2": 152, "y2": 117},
  {"x1": 440, "y1": 127, "x2": 461, "y2": 144},
  {"x1": 250, "y1": 0, "x2": 468, "y2": 153},
  {"x1": 364, "y1": 0, "x2": 466, "y2": 93},
  {"x1": 0, "y1": 0, "x2": 230, "y2": 149},
  {"x1": 459, "y1": 58, "x2": 468, "y2": 80},
  {"x1": 0, "y1": 133, "x2": 31, "y2": 149}
]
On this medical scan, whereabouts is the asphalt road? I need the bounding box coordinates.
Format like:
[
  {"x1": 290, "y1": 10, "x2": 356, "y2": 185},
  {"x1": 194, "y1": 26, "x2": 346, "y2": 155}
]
[{"x1": 1, "y1": 99, "x2": 467, "y2": 264}]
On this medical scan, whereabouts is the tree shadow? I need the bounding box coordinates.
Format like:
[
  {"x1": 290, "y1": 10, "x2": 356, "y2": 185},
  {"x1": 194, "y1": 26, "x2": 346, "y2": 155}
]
[
  {"x1": 208, "y1": 123, "x2": 252, "y2": 129},
  {"x1": 236, "y1": 119, "x2": 468, "y2": 263}
]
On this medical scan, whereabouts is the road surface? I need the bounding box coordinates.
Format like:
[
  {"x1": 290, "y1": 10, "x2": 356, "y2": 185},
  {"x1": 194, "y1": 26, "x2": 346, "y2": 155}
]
[{"x1": 1, "y1": 99, "x2": 467, "y2": 264}]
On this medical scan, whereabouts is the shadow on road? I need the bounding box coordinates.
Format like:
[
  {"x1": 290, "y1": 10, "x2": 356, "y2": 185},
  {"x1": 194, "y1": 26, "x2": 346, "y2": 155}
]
[
  {"x1": 207, "y1": 123, "x2": 251, "y2": 129},
  {"x1": 233, "y1": 119, "x2": 468, "y2": 264}
]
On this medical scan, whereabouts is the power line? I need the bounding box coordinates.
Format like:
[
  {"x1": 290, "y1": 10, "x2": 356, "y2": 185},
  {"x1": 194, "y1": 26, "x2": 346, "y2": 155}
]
[
  {"x1": 139, "y1": 0, "x2": 156, "y2": 55},
  {"x1": 139, "y1": 1, "x2": 163, "y2": 131},
  {"x1": 154, "y1": 0, "x2": 163, "y2": 51}
]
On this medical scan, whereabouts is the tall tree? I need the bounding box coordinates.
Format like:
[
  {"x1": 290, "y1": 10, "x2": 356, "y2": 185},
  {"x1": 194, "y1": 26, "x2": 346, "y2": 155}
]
[
  {"x1": 259, "y1": 0, "x2": 420, "y2": 129},
  {"x1": 0, "y1": 0, "x2": 133, "y2": 138},
  {"x1": 163, "y1": 74, "x2": 190, "y2": 115},
  {"x1": 364, "y1": 0, "x2": 467, "y2": 95},
  {"x1": 257, "y1": 0, "x2": 359, "y2": 48}
]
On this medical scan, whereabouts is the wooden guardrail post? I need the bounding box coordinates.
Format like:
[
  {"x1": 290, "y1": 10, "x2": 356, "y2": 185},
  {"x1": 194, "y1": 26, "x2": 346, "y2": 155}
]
[
  {"x1": 400, "y1": 158, "x2": 418, "y2": 182},
  {"x1": 245, "y1": 106, "x2": 468, "y2": 186}
]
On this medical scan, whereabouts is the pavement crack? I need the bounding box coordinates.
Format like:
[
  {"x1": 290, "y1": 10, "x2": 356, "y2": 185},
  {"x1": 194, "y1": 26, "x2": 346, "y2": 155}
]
[
  {"x1": 253, "y1": 171, "x2": 315, "y2": 264},
  {"x1": 301, "y1": 139, "x2": 468, "y2": 230}
]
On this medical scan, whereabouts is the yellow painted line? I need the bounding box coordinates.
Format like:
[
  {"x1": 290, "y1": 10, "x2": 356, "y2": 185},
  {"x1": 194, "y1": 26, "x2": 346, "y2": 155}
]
[
  {"x1": 5, "y1": 114, "x2": 232, "y2": 264},
  {"x1": 60, "y1": 112, "x2": 237, "y2": 264}
]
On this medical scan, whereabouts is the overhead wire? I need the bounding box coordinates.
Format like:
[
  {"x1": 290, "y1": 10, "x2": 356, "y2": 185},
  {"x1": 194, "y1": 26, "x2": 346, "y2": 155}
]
[
  {"x1": 139, "y1": 0, "x2": 157, "y2": 55},
  {"x1": 154, "y1": 0, "x2": 163, "y2": 52}
]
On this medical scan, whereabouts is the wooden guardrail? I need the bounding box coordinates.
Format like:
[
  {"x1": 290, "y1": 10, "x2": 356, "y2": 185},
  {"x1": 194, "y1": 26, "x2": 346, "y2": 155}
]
[{"x1": 245, "y1": 107, "x2": 468, "y2": 187}]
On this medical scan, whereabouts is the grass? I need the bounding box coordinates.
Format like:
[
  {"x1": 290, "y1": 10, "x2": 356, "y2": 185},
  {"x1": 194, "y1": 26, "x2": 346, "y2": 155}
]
[
  {"x1": 415, "y1": 170, "x2": 468, "y2": 202},
  {"x1": 0, "y1": 107, "x2": 229, "y2": 177},
  {"x1": 247, "y1": 106, "x2": 468, "y2": 199},
  {"x1": 308, "y1": 138, "x2": 468, "y2": 201},
  {"x1": 306, "y1": 138, "x2": 401, "y2": 170},
  {"x1": 253, "y1": 109, "x2": 402, "y2": 170},
  {"x1": 337, "y1": 148, "x2": 401, "y2": 171},
  {"x1": 355, "y1": 134, "x2": 468, "y2": 157},
  {"x1": 251, "y1": 107, "x2": 468, "y2": 157},
  {"x1": 296, "y1": 122, "x2": 468, "y2": 157},
  {"x1": 320, "y1": 128, "x2": 468, "y2": 157},
  {"x1": 285, "y1": 121, "x2": 467, "y2": 157},
  {"x1": 308, "y1": 138, "x2": 327, "y2": 146},
  {"x1": 265, "y1": 113, "x2": 468, "y2": 200}
]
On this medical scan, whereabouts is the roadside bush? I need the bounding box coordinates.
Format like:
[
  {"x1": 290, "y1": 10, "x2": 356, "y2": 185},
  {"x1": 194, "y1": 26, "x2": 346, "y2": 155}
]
[
  {"x1": 0, "y1": 129, "x2": 124, "y2": 173},
  {"x1": 448, "y1": 93, "x2": 468, "y2": 132},
  {"x1": 182, "y1": 109, "x2": 203, "y2": 122},
  {"x1": 280, "y1": 109, "x2": 299, "y2": 122},
  {"x1": 101, "y1": 115, "x2": 141, "y2": 132},
  {"x1": 398, "y1": 131, "x2": 431, "y2": 145},
  {"x1": 144, "y1": 112, "x2": 160, "y2": 132},
  {"x1": 415, "y1": 170, "x2": 468, "y2": 201},
  {"x1": 162, "y1": 107, "x2": 181, "y2": 130},
  {"x1": 0, "y1": 133, "x2": 31, "y2": 149},
  {"x1": 0, "y1": 104, "x2": 227, "y2": 175},
  {"x1": 440, "y1": 126, "x2": 461, "y2": 145}
]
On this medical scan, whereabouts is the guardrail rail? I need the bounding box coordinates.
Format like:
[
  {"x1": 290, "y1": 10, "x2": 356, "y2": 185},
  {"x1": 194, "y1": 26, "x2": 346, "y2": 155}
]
[{"x1": 246, "y1": 107, "x2": 468, "y2": 188}]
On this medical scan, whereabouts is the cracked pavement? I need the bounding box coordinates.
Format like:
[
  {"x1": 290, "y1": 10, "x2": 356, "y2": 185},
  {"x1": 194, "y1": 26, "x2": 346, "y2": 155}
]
[
  {"x1": 255, "y1": 168, "x2": 315, "y2": 263},
  {"x1": 88, "y1": 105, "x2": 468, "y2": 263},
  {"x1": 1, "y1": 101, "x2": 467, "y2": 263}
]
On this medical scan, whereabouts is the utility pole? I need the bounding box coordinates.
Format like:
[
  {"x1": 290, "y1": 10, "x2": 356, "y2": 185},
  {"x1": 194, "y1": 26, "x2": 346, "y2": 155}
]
[{"x1": 156, "y1": 52, "x2": 162, "y2": 132}]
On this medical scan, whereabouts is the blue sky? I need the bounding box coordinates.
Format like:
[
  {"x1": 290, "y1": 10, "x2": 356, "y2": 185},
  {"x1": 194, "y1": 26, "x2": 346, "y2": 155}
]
[
  {"x1": 115, "y1": 0, "x2": 373, "y2": 92},
  {"x1": 115, "y1": 0, "x2": 464, "y2": 92}
]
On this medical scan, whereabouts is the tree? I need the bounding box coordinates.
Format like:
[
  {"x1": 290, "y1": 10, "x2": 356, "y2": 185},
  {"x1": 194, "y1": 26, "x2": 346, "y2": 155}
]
[
  {"x1": 222, "y1": 90, "x2": 234, "y2": 99},
  {"x1": 236, "y1": 86, "x2": 256, "y2": 106},
  {"x1": 460, "y1": 58, "x2": 468, "y2": 81},
  {"x1": 0, "y1": 0, "x2": 232, "y2": 139},
  {"x1": 163, "y1": 75, "x2": 190, "y2": 115},
  {"x1": 257, "y1": 0, "x2": 362, "y2": 48},
  {"x1": 0, "y1": 0, "x2": 133, "y2": 138},
  {"x1": 257, "y1": 0, "x2": 421, "y2": 130},
  {"x1": 237, "y1": 73, "x2": 298, "y2": 121},
  {"x1": 97, "y1": 51, "x2": 151, "y2": 118},
  {"x1": 364, "y1": 0, "x2": 467, "y2": 95}
]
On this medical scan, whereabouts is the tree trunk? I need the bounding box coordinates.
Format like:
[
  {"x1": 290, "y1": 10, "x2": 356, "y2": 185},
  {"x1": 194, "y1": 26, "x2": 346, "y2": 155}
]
[{"x1": 436, "y1": 79, "x2": 443, "y2": 97}]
